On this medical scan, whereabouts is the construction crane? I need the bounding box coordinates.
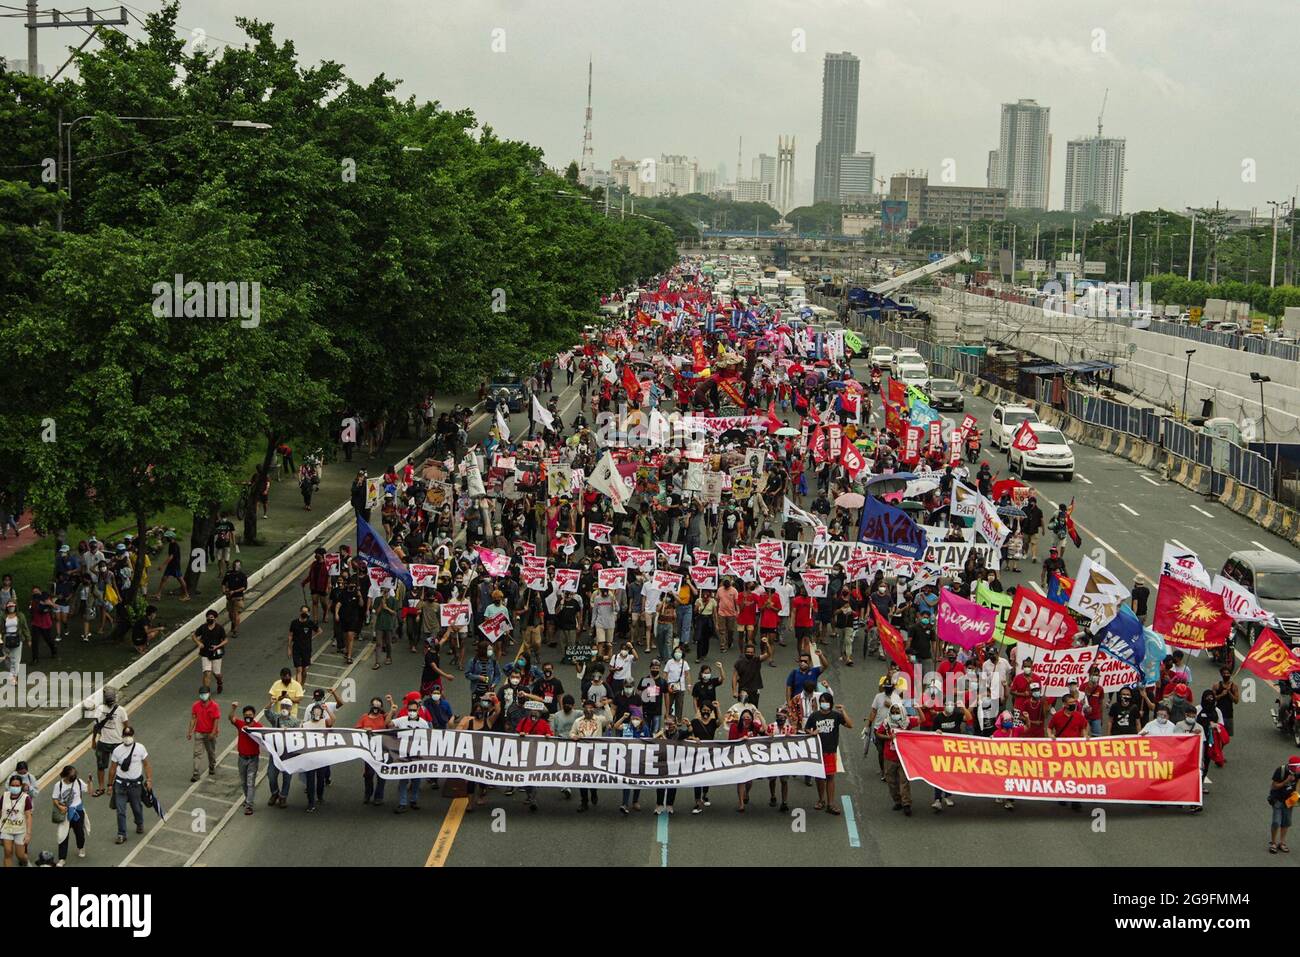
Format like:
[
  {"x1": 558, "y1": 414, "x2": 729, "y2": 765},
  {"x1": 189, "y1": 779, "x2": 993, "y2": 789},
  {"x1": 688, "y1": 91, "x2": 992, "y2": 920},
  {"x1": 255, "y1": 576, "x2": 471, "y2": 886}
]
[{"x1": 1097, "y1": 88, "x2": 1108, "y2": 137}]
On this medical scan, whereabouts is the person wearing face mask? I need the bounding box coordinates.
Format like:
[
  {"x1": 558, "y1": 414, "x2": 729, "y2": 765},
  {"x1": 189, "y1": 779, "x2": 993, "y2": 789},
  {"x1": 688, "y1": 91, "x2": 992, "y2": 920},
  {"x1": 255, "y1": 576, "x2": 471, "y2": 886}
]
[
  {"x1": 187, "y1": 685, "x2": 221, "y2": 783},
  {"x1": 865, "y1": 583, "x2": 892, "y2": 659},
  {"x1": 267, "y1": 668, "x2": 304, "y2": 719},
  {"x1": 691, "y1": 661, "x2": 725, "y2": 715},
  {"x1": 356, "y1": 696, "x2": 394, "y2": 806},
  {"x1": 1108, "y1": 688, "x2": 1142, "y2": 735},
  {"x1": 287, "y1": 606, "x2": 320, "y2": 687},
  {"x1": 105, "y1": 724, "x2": 152, "y2": 843},
  {"x1": 89, "y1": 685, "x2": 127, "y2": 797},
  {"x1": 653, "y1": 715, "x2": 691, "y2": 814},
  {"x1": 992, "y1": 709, "x2": 1027, "y2": 810},
  {"x1": 0, "y1": 599, "x2": 29, "y2": 685},
  {"x1": 728, "y1": 709, "x2": 765, "y2": 811},
  {"x1": 516, "y1": 701, "x2": 554, "y2": 812},
  {"x1": 1, "y1": 773, "x2": 32, "y2": 866},
  {"x1": 228, "y1": 702, "x2": 264, "y2": 815},
  {"x1": 528, "y1": 663, "x2": 565, "y2": 716},
  {"x1": 1140, "y1": 704, "x2": 1177, "y2": 737},
  {"x1": 457, "y1": 695, "x2": 500, "y2": 812},
  {"x1": 571, "y1": 699, "x2": 612, "y2": 813},
  {"x1": 1023, "y1": 682, "x2": 1048, "y2": 737},
  {"x1": 389, "y1": 699, "x2": 430, "y2": 814},
  {"x1": 688, "y1": 704, "x2": 721, "y2": 814},
  {"x1": 51, "y1": 764, "x2": 88, "y2": 864},
  {"x1": 1212, "y1": 667, "x2": 1240, "y2": 737},
  {"x1": 1010, "y1": 661, "x2": 1037, "y2": 714},
  {"x1": 805, "y1": 693, "x2": 852, "y2": 815},
  {"x1": 875, "y1": 705, "x2": 919, "y2": 816},
  {"x1": 193, "y1": 610, "x2": 228, "y2": 694},
  {"x1": 464, "y1": 641, "x2": 502, "y2": 709},
  {"x1": 732, "y1": 642, "x2": 769, "y2": 707},
  {"x1": 1048, "y1": 692, "x2": 1090, "y2": 740},
  {"x1": 923, "y1": 699, "x2": 971, "y2": 811},
  {"x1": 613, "y1": 706, "x2": 653, "y2": 814},
  {"x1": 663, "y1": 644, "x2": 692, "y2": 720},
  {"x1": 637, "y1": 660, "x2": 669, "y2": 733},
  {"x1": 262, "y1": 697, "x2": 301, "y2": 807}
]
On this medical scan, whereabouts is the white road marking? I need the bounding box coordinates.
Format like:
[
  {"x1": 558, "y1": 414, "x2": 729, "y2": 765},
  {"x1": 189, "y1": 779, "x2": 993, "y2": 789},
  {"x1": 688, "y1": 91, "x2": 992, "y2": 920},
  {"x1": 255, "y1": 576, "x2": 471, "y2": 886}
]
[
  {"x1": 1076, "y1": 474, "x2": 1093, "y2": 484},
  {"x1": 1029, "y1": 581, "x2": 1046, "y2": 594},
  {"x1": 1251, "y1": 540, "x2": 1275, "y2": 553},
  {"x1": 1190, "y1": 505, "x2": 1214, "y2": 518},
  {"x1": 1092, "y1": 536, "x2": 1118, "y2": 555},
  {"x1": 1169, "y1": 538, "x2": 1190, "y2": 552},
  {"x1": 1139, "y1": 475, "x2": 1162, "y2": 487},
  {"x1": 1118, "y1": 503, "x2": 1138, "y2": 516}
]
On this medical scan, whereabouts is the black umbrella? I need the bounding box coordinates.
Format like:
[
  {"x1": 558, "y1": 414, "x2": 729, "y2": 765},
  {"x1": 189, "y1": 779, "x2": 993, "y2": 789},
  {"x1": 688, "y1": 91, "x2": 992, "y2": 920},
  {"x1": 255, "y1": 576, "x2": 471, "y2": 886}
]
[
  {"x1": 996, "y1": 505, "x2": 1026, "y2": 518},
  {"x1": 865, "y1": 472, "x2": 916, "y2": 497}
]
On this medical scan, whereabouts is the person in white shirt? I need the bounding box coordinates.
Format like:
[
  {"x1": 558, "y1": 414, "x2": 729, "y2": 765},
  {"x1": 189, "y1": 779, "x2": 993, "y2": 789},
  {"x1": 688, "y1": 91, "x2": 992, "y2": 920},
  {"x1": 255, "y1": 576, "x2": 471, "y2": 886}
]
[
  {"x1": 1139, "y1": 705, "x2": 1178, "y2": 736},
  {"x1": 52, "y1": 765, "x2": 88, "y2": 864},
  {"x1": 90, "y1": 686, "x2": 128, "y2": 797},
  {"x1": 611, "y1": 643, "x2": 638, "y2": 683},
  {"x1": 105, "y1": 725, "x2": 152, "y2": 845},
  {"x1": 663, "y1": 646, "x2": 691, "y2": 719},
  {"x1": 390, "y1": 701, "x2": 430, "y2": 813}
]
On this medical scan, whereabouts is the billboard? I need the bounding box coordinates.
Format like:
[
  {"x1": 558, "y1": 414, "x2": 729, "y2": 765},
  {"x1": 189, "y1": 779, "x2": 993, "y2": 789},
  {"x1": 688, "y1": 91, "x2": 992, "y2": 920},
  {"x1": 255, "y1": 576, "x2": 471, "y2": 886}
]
[{"x1": 880, "y1": 200, "x2": 908, "y2": 226}]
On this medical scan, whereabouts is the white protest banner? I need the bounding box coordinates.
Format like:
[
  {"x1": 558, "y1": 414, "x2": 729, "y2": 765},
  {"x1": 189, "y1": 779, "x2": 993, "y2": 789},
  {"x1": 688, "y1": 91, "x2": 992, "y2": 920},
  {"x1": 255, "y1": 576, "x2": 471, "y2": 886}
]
[
  {"x1": 465, "y1": 465, "x2": 486, "y2": 498},
  {"x1": 588, "y1": 523, "x2": 613, "y2": 544},
  {"x1": 440, "y1": 601, "x2": 471, "y2": 628},
  {"x1": 679, "y1": 415, "x2": 769, "y2": 435},
  {"x1": 656, "y1": 541, "x2": 685, "y2": 566},
  {"x1": 1162, "y1": 542, "x2": 1213, "y2": 589},
  {"x1": 692, "y1": 548, "x2": 713, "y2": 566},
  {"x1": 950, "y1": 481, "x2": 979, "y2": 519},
  {"x1": 554, "y1": 568, "x2": 581, "y2": 593},
  {"x1": 409, "y1": 563, "x2": 440, "y2": 589},
  {"x1": 1032, "y1": 646, "x2": 1141, "y2": 694},
  {"x1": 368, "y1": 566, "x2": 392, "y2": 588},
  {"x1": 366, "y1": 477, "x2": 385, "y2": 510},
  {"x1": 555, "y1": 532, "x2": 577, "y2": 555},
  {"x1": 324, "y1": 553, "x2": 342, "y2": 577},
  {"x1": 800, "y1": 570, "x2": 829, "y2": 597},
  {"x1": 247, "y1": 727, "x2": 825, "y2": 788},
  {"x1": 479, "y1": 612, "x2": 512, "y2": 643},
  {"x1": 614, "y1": 544, "x2": 639, "y2": 568},
  {"x1": 598, "y1": 567, "x2": 627, "y2": 590},
  {"x1": 757, "y1": 562, "x2": 786, "y2": 589},
  {"x1": 689, "y1": 565, "x2": 719, "y2": 590},
  {"x1": 652, "y1": 570, "x2": 683, "y2": 594},
  {"x1": 587, "y1": 451, "x2": 629, "y2": 514},
  {"x1": 973, "y1": 494, "x2": 1011, "y2": 548},
  {"x1": 521, "y1": 564, "x2": 549, "y2": 591},
  {"x1": 633, "y1": 548, "x2": 657, "y2": 573},
  {"x1": 702, "y1": 471, "x2": 724, "y2": 505},
  {"x1": 1069, "y1": 555, "x2": 1131, "y2": 632},
  {"x1": 1214, "y1": 574, "x2": 1275, "y2": 624}
]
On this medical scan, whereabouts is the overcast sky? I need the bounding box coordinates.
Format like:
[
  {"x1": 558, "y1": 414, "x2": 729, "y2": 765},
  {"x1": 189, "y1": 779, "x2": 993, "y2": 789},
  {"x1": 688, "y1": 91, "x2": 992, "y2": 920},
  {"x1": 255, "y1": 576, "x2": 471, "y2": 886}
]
[{"x1": 7, "y1": 0, "x2": 1297, "y2": 212}]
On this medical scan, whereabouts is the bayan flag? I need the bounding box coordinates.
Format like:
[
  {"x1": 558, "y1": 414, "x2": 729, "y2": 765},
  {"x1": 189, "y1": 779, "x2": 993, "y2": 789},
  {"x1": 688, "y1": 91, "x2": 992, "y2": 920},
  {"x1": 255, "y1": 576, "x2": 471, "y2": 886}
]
[
  {"x1": 1161, "y1": 542, "x2": 1212, "y2": 589},
  {"x1": 1241, "y1": 628, "x2": 1300, "y2": 682},
  {"x1": 1098, "y1": 605, "x2": 1145, "y2": 670},
  {"x1": 1153, "y1": 575, "x2": 1232, "y2": 650},
  {"x1": 1011, "y1": 419, "x2": 1038, "y2": 452},
  {"x1": 356, "y1": 515, "x2": 413, "y2": 588},
  {"x1": 884, "y1": 400, "x2": 904, "y2": 438},
  {"x1": 871, "y1": 604, "x2": 912, "y2": 672},
  {"x1": 859, "y1": 495, "x2": 928, "y2": 560},
  {"x1": 936, "y1": 588, "x2": 999, "y2": 650},
  {"x1": 1003, "y1": 587, "x2": 1078, "y2": 649},
  {"x1": 810, "y1": 425, "x2": 828, "y2": 464},
  {"x1": 1068, "y1": 555, "x2": 1130, "y2": 632}
]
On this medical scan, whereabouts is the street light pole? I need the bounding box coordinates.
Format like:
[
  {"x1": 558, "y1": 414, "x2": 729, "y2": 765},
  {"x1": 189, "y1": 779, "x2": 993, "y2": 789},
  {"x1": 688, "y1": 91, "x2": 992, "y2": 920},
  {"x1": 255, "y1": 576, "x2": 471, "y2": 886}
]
[
  {"x1": 1251, "y1": 373, "x2": 1270, "y2": 446},
  {"x1": 1269, "y1": 200, "x2": 1281, "y2": 287},
  {"x1": 1181, "y1": 349, "x2": 1196, "y2": 422}
]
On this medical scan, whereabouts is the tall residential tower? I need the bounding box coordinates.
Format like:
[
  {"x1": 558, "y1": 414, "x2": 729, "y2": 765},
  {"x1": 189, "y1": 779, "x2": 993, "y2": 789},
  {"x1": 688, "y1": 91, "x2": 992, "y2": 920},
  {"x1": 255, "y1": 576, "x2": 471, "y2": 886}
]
[{"x1": 813, "y1": 52, "x2": 860, "y2": 204}]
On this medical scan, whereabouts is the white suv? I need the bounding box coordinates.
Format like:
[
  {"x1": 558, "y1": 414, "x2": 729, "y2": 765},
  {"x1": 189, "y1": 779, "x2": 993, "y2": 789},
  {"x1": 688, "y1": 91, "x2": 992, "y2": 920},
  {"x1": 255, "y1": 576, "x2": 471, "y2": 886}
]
[
  {"x1": 869, "y1": 346, "x2": 895, "y2": 369},
  {"x1": 1007, "y1": 422, "x2": 1075, "y2": 481},
  {"x1": 891, "y1": 349, "x2": 923, "y2": 377},
  {"x1": 896, "y1": 363, "x2": 929, "y2": 391},
  {"x1": 989, "y1": 403, "x2": 1040, "y2": 450}
]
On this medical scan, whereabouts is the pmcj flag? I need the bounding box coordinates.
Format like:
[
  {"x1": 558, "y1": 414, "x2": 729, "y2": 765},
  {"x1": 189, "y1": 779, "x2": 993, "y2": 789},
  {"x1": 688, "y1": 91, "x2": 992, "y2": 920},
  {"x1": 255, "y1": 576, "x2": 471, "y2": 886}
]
[{"x1": 357, "y1": 514, "x2": 413, "y2": 589}]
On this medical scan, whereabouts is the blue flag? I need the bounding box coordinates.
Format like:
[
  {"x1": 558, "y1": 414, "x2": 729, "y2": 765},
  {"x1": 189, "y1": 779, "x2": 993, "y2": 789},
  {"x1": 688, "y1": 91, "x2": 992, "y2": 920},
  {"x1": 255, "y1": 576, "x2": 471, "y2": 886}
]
[
  {"x1": 356, "y1": 514, "x2": 413, "y2": 589},
  {"x1": 1140, "y1": 627, "x2": 1169, "y2": 686},
  {"x1": 909, "y1": 400, "x2": 939, "y2": 427},
  {"x1": 1046, "y1": 573, "x2": 1070, "y2": 606},
  {"x1": 705, "y1": 312, "x2": 716, "y2": 334},
  {"x1": 859, "y1": 495, "x2": 928, "y2": 560},
  {"x1": 1099, "y1": 605, "x2": 1144, "y2": 672}
]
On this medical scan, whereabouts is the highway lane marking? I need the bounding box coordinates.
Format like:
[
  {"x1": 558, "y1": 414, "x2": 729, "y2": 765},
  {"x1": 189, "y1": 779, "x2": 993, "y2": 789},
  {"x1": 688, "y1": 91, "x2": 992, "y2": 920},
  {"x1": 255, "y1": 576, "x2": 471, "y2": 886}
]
[
  {"x1": 1169, "y1": 538, "x2": 1191, "y2": 552},
  {"x1": 1091, "y1": 536, "x2": 1118, "y2": 556},
  {"x1": 1251, "y1": 540, "x2": 1275, "y2": 553},
  {"x1": 1190, "y1": 505, "x2": 1214, "y2": 518},
  {"x1": 841, "y1": 795, "x2": 860, "y2": 848},
  {"x1": 1139, "y1": 475, "x2": 1162, "y2": 487},
  {"x1": 1029, "y1": 581, "x2": 1046, "y2": 595},
  {"x1": 426, "y1": 797, "x2": 468, "y2": 867},
  {"x1": 1118, "y1": 504, "x2": 1138, "y2": 516},
  {"x1": 1076, "y1": 475, "x2": 1093, "y2": 485},
  {"x1": 656, "y1": 809, "x2": 670, "y2": 866}
]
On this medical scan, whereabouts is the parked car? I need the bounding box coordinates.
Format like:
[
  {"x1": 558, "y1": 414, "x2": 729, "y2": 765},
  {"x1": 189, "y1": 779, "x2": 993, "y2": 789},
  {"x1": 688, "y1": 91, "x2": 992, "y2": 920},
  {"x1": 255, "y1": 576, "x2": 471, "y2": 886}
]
[
  {"x1": 1220, "y1": 551, "x2": 1300, "y2": 647},
  {"x1": 989, "y1": 403, "x2": 1041, "y2": 451},
  {"x1": 925, "y1": 377, "x2": 964, "y2": 412},
  {"x1": 1006, "y1": 422, "x2": 1074, "y2": 481}
]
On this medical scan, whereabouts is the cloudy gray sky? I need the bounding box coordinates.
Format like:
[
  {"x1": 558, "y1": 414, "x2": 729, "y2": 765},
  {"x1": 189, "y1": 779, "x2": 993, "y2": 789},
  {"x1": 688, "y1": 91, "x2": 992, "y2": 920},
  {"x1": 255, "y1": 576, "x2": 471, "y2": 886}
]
[{"x1": 8, "y1": 0, "x2": 1296, "y2": 212}]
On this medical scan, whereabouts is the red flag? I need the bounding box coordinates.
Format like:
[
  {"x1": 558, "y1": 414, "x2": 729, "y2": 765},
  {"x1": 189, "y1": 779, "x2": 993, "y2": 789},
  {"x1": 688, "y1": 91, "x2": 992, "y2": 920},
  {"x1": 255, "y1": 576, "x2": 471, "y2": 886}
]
[
  {"x1": 1242, "y1": 628, "x2": 1300, "y2": 682},
  {"x1": 871, "y1": 605, "x2": 912, "y2": 672},
  {"x1": 1004, "y1": 589, "x2": 1079, "y2": 649},
  {"x1": 1153, "y1": 575, "x2": 1233, "y2": 650},
  {"x1": 718, "y1": 377, "x2": 746, "y2": 409},
  {"x1": 810, "y1": 425, "x2": 828, "y2": 464},
  {"x1": 887, "y1": 377, "x2": 907, "y2": 408},
  {"x1": 884, "y1": 400, "x2": 903, "y2": 437},
  {"x1": 1064, "y1": 497, "x2": 1081, "y2": 548},
  {"x1": 841, "y1": 391, "x2": 859, "y2": 416},
  {"x1": 805, "y1": 401, "x2": 822, "y2": 426},
  {"x1": 840, "y1": 439, "x2": 867, "y2": 477},
  {"x1": 1012, "y1": 419, "x2": 1038, "y2": 451},
  {"x1": 765, "y1": 400, "x2": 782, "y2": 433},
  {"x1": 621, "y1": 363, "x2": 640, "y2": 399}
]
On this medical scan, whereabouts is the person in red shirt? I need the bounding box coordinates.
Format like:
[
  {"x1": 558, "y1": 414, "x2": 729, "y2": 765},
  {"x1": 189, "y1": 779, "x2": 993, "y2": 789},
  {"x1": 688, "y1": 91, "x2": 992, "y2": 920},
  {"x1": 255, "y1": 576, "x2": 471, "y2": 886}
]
[
  {"x1": 758, "y1": 589, "x2": 782, "y2": 665},
  {"x1": 736, "y1": 583, "x2": 760, "y2": 646},
  {"x1": 187, "y1": 686, "x2": 221, "y2": 783},
  {"x1": 1023, "y1": 683, "x2": 1048, "y2": 736},
  {"x1": 1048, "y1": 697, "x2": 1090, "y2": 739},
  {"x1": 516, "y1": 701, "x2": 553, "y2": 812},
  {"x1": 1081, "y1": 667, "x2": 1105, "y2": 736},
  {"x1": 791, "y1": 587, "x2": 818, "y2": 654},
  {"x1": 876, "y1": 705, "x2": 920, "y2": 816},
  {"x1": 228, "y1": 702, "x2": 262, "y2": 815},
  {"x1": 1009, "y1": 660, "x2": 1036, "y2": 714},
  {"x1": 356, "y1": 696, "x2": 395, "y2": 806},
  {"x1": 937, "y1": 648, "x2": 964, "y2": 684}
]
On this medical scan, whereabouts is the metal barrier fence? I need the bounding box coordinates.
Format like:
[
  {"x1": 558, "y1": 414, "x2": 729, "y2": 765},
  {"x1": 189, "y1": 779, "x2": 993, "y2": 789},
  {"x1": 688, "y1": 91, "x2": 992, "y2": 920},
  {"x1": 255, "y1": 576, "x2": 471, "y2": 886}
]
[
  {"x1": 873, "y1": 321, "x2": 1278, "y2": 496},
  {"x1": 1146, "y1": 318, "x2": 1300, "y2": 362}
]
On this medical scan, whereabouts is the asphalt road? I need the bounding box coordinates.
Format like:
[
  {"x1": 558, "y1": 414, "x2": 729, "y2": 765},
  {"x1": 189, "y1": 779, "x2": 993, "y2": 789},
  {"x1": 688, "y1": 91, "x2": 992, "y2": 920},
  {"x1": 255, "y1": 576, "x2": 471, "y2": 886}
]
[{"x1": 25, "y1": 363, "x2": 1300, "y2": 868}]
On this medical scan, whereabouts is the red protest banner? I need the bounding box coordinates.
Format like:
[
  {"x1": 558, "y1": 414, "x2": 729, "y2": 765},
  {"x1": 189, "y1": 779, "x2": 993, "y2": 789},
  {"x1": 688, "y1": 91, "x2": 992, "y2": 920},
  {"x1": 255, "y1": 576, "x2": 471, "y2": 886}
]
[
  {"x1": 1004, "y1": 588, "x2": 1079, "y2": 650},
  {"x1": 1241, "y1": 628, "x2": 1300, "y2": 682},
  {"x1": 1153, "y1": 575, "x2": 1232, "y2": 650},
  {"x1": 892, "y1": 731, "x2": 1203, "y2": 806}
]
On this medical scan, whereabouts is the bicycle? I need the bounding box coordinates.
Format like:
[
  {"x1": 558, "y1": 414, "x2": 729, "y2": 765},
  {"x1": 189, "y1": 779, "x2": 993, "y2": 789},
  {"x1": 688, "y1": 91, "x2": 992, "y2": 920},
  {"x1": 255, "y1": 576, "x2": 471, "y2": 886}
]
[{"x1": 234, "y1": 482, "x2": 252, "y2": 521}]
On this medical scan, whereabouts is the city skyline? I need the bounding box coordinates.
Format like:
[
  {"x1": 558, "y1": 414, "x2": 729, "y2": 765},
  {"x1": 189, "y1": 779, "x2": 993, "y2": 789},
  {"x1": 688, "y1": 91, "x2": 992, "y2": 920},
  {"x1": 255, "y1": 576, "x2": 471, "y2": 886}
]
[{"x1": 4, "y1": 0, "x2": 1295, "y2": 211}]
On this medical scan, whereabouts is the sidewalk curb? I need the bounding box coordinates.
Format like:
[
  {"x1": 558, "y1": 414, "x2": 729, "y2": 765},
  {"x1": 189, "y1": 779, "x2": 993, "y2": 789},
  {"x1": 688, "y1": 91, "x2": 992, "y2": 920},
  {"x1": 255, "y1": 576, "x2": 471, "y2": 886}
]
[{"x1": 0, "y1": 433, "x2": 437, "y2": 781}]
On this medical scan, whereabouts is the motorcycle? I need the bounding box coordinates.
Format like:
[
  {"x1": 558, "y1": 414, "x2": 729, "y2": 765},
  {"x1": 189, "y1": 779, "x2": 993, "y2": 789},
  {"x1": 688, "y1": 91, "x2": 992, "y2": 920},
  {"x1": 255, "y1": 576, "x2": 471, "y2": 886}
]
[
  {"x1": 964, "y1": 429, "x2": 981, "y2": 464},
  {"x1": 1271, "y1": 680, "x2": 1300, "y2": 746},
  {"x1": 869, "y1": 370, "x2": 882, "y2": 394}
]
